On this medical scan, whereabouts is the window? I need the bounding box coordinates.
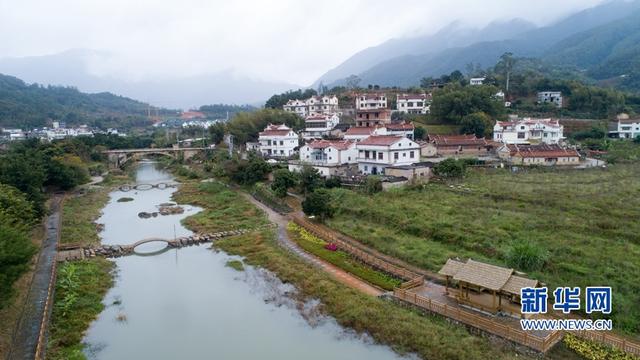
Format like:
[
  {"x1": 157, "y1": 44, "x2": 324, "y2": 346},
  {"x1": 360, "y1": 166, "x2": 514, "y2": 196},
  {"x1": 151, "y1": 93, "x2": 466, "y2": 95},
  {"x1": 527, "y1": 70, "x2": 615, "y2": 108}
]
[
  {"x1": 517, "y1": 132, "x2": 525, "y2": 139},
  {"x1": 394, "y1": 152, "x2": 399, "y2": 160},
  {"x1": 378, "y1": 152, "x2": 383, "y2": 160},
  {"x1": 280, "y1": 140, "x2": 284, "y2": 145},
  {"x1": 403, "y1": 152, "x2": 406, "y2": 157},
  {"x1": 280, "y1": 150, "x2": 284, "y2": 154},
  {"x1": 410, "y1": 151, "x2": 414, "y2": 158},
  {"x1": 365, "y1": 150, "x2": 370, "y2": 159},
  {"x1": 364, "y1": 165, "x2": 368, "y2": 171},
  {"x1": 267, "y1": 140, "x2": 272, "y2": 146}
]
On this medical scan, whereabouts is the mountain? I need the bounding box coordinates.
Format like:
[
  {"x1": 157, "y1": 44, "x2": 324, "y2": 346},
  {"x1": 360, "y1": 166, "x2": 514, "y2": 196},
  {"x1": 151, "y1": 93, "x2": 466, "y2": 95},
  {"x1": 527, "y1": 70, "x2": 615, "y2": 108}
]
[
  {"x1": 0, "y1": 73, "x2": 151, "y2": 129},
  {"x1": 323, "y1": 0, "x2": 640, "y2": 88},
  {"x1": 0, "y1": 50, "x2": 299, "y2": 108},
  {"x1": 314, "y1": 19, "x2": 536, "y2": 86}
]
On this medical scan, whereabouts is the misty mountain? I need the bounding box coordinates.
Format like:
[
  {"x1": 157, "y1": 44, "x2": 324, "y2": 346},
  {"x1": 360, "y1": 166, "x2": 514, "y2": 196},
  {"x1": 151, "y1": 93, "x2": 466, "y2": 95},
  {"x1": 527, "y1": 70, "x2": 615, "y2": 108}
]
[
  {"x1": 323, "y1": 0, "x2": 640, "y2": 88},
  {"x1": 0, "y1": 50, "x2": 299, "y2": 108},
  {"x1": 314, "y1": 18, "x2": 536, "y2": 86}
]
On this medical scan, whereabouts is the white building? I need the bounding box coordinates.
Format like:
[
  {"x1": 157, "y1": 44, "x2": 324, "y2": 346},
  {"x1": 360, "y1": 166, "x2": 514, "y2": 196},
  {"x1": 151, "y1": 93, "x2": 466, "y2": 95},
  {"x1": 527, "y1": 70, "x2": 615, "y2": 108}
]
[
  {"x1": 611, "y1": 113, "x2": 640, "y2": 139},
  {"x1": 1, "y1": 128, "x2": 26, "y2": 141},
  {"x1": 396, "y1": 94, "x2": 429, "y2": 114},
  {"x1": 344, "y1": 126, "x2": 388, "y2": 142},
  {"x1": 355, "y1": 93, "x2": 387, "y2": 110},
  {"x1": 385, "y1": 122, "x2": 415, "y2": 139},
  {"x1": 537, "y1": 91, "x2": 563, "y2": 108},
  {"x1": 302, "y1": 113, "x2": 340, "y2": 139},
  {"x1": 290, "y1": 139, "x2": 357, "y2": 177},
  {"x1": 258, "y1": 124, "x2": 299, "y2": 158},
  {"x1": 283, "y1": 95, "x2": 339, "y2": 117},
  {"x1": 493, "y1": 118, "x2": 564, "y2": 145},
  {"x1": 470, "y1": 77, "x2": 485, "y2": 86},
  {"x1": 356, "y1": 135, "x2": 420, "y2": 175}
]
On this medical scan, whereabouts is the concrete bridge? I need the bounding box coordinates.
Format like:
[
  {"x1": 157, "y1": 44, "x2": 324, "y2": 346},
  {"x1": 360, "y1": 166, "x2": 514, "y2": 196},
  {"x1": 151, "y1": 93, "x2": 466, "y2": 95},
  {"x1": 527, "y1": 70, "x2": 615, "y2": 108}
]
[
  {"x1": 56, "y1": 229, "x2": 251, "y2": 261},
  {"x1": 104, "y1": 146, "x2": 207, "y2": 169}
]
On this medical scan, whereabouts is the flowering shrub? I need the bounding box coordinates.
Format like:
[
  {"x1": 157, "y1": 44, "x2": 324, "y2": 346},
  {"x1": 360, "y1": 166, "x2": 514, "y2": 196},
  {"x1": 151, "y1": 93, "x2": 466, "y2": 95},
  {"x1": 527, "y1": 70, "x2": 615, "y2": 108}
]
[
  {"x1": 324, "y1": 243, "x2": 338, "y2": 251},
  {"x1": 563, "y1": 333, "x2": 638, "y2": 360},
  {"x1": 287, "y1": 222, "x2": 326, "y2": 245}
]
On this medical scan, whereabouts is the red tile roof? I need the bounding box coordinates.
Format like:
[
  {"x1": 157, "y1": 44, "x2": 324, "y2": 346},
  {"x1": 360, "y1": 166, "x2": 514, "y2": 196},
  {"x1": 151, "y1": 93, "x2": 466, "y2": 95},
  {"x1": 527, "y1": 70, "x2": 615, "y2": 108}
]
[
  {"x1": 428, "y1": 134, "x2": 489, "y2": 146},
  {"x1": 506, "y1": 144, "x2": 579, "y2": 158},
  {"x1": 180, "y1": 111, "x2": 205, "y2": 119},
  {"x1": 386, "y1": 122, "x2": 415, "y2": 131},
  {"x1": 259, "y1": 124, "x2": 294, "y2": 136},
  {"x1": 307, "y1": 139, "x2": 354, "y2": 150},
  {"x1": 357, "y1": 135, "x2": 407, "y2": 146},
  {"x1": 345, "y1": 127, "x2": 377, "y2": 136}
]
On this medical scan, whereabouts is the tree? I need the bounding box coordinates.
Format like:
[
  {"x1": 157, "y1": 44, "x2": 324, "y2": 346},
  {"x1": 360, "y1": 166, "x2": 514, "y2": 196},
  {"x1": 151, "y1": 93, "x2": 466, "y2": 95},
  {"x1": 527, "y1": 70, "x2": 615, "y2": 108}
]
[
  {"x1": 345, "y1": 75, "x2": 361, "y2": 90},
  {"x1": 459, "y1": 112, "x2": 493, "y2": 138},
  {"x1": 265, "y1": 89, "x2": 317, "y2": 109},
  {"x1": 429, "y1": 84, "x2": 505, "y2": 124},
  {"x1": 226, "y1": 109, "x2": 304, "y2": 144},
  {"x1": 496, "y1": 52, "x2": 515, "y2": 93},
  {"x1": 302, "y1": 189, "x2": 334, "y2": 220},
  {"x1": 0, "y1": 184, "x2": 37, "y2": 228},
  {"x1": 298, "y1": 166, "x2": 324, "y2": 194},
  {"x1": 208, "y1": 122, "x2": 225, "y2": 145},
  {"x1": 363, "y1": 176, "x2": 382, "y2": 194},
  {"x1": 414, "y1": 126, "x2": 426, "y2": 140},
  {"x1": 271, "y1": 169, "x2": 297, "y2": 198},
  {"x1": 420, "y1": 77, "x2": 435, "y2": 88},
  {"x1": 433, "y1": 158, "x2": 467, "y2": 178},
  {"x1": 230, "y1": 156, "x2": 270, "y2": 185}
]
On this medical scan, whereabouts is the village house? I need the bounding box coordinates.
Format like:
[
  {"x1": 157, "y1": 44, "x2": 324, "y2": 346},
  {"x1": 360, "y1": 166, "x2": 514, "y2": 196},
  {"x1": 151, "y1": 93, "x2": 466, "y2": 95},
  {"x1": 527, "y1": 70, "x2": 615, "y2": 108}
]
[
  {"x1": 355, "y1": 93, "x2": 387, "y2": 110},
  {"x1": 396, "y1": 94, "x2": 430, "y2": 114},
  {"x1": 289, "y1": 139, "x2": 357, "y2": 177},
  {"x1": 355, "y1": 109, "x2": 392, "y2": 127},
  {"x1": 422, "y1": 134, "x2": 494, "y2": 157},
  {"x1": 356, "y1": 135, "x2": 420, "y2": 175},
  {"x1": 385, "y1": 122, "x2": 415, "y2": 139},
  {"x1": 469, "y1": 77, "x2": 485, "y2": 86},
  {"x1": 493, "y1": 118, "x2": 564, "y2": 145},
  {"x1": 537, "y1": 91, "x2": 563, "y2": 108},
  {"x1": 302, "y1": 113, "x2": 340, "y2": 139},
  {"x1": 384, "y1": 162, "x2": 434, "y2": 183},
  {"x1": 497, "y1": 143, "x2": 580, "y2": 166},
  {"x1": 258, "y1": 124, "x2": 299, "y2": 158},
  {"x1": 610, "y1": 113, "x2": 640, "y2": 139},
  {"x1": 344, "y1": 126, "x2": 387, "y2": 142},
  {"x1": 283, "y1": 95, "x2": 339, "y2": 117},
  {"x1": 180, "y1": 110, "x2": 206, "y2": 120}
]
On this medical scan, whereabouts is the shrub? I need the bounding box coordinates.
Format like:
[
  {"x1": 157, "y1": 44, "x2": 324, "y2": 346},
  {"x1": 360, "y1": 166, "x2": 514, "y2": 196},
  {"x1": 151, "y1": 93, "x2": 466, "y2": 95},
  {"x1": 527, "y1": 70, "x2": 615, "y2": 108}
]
[
  {"x1": 363, "y1": 176, "x2": 382, "y2": 194},
  {"x1": 505, "y1": 240, "x2": 548, "y2": 272},
  {"x1": 433, "y1": 158, "x2": 467, "y2": 178},
  {"x1": 302, "y1": 189, "x2": 334, "y2": 220}
]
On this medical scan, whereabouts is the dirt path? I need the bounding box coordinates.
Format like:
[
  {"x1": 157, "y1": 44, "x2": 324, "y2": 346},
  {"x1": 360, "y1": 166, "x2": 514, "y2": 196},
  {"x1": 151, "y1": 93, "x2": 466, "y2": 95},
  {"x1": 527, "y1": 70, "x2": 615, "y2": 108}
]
[
  {"x1": 7, "y1": 194, "x2": 63, "y2": 360},
  {"x1": 241, "y1": 193, "x2": 383, "y2": 297}
]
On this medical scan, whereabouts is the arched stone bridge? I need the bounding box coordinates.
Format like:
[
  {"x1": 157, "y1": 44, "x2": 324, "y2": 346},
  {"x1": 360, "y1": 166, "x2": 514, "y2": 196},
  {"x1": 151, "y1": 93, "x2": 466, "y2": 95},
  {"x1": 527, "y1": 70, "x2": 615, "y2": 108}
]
[
  {"x1": 56, "y1": 228, "x2": 254, "y2": 261},
  {"x1": 104, "y1": 146, "x2": 208, "y2": 169}
]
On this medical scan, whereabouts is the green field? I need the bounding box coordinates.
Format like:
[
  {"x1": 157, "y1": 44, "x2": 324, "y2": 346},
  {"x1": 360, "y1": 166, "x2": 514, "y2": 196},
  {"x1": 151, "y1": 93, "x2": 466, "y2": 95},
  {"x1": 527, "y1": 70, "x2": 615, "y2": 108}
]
[{"x1": 326, "y1": 164, "x2": 640, "y2": 336}]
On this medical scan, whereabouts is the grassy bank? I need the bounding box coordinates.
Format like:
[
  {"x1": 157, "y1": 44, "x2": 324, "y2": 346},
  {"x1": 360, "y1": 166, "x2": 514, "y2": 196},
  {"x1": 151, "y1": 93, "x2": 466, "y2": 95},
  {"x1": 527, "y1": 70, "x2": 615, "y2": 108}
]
[
  {"x1": 47, "y1": 174, "x2": 127, "y2": 359},
  {"x1": 287, "y1": 222, "x2": 401, "y2": 291},
  {"x1": 325, "y1": 164, "x2": 640, "y2": 335},
  {"x1": 174, "y1": 178, "x2": 530, "y2": 359}
]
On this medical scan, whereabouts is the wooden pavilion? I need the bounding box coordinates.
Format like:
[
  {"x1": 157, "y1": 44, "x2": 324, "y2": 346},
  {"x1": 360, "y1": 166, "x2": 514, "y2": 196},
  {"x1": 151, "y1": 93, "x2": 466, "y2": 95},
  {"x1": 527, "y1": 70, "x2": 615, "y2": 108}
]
[{"x1": 438, "y1": 258, "x2": 539, "y2": 315}]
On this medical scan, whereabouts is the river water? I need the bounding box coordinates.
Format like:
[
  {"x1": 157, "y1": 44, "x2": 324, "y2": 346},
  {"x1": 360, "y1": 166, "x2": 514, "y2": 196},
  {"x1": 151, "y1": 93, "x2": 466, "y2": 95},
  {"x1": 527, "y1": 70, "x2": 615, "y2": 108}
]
[{"x1": 83, "y1": 161, "x2": 404, "y2": 360}]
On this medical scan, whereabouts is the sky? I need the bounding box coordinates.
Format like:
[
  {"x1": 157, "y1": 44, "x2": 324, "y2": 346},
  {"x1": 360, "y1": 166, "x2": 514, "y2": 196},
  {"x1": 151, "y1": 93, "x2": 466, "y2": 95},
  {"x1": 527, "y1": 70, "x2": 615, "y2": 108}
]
[{"x1": 0, "y1": 0, "x2": 604, "y2": 86}]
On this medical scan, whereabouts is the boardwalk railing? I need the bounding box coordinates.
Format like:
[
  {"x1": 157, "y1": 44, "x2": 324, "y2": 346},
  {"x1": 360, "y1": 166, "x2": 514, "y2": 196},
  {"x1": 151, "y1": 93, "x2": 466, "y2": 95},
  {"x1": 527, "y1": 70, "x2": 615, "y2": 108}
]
[
  {"x1": 572, "y1": 330, "x2": 640, "y2": 357},
  {"x1": 292, "y1": 217, "x2": 420, "y2": 280},
  {"x1": 394, "y1": 287, "x2": 563, "y2": 353}
]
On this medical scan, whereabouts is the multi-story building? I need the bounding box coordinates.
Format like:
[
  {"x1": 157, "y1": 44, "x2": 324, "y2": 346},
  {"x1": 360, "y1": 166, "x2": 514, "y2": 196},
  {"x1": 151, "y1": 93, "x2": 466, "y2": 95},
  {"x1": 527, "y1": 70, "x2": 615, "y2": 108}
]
[
  {"x1": 611, "y1": 113, "x2": 640, "y2": 139},
  {"x1": 356, "y1": 135, "x2": 420, "y2": 175},
  {"x1": 283, "y1": 95, "x2": 339, "y2": 117},
  {"x1": 470, "y1": 77, "x2": 485, "y2": 86},
  {"x1": 302, "y1": 113, "x2": 340, "y2": 139},
  {"x1": 344, "y1": 126, "x2": 387, "y2": 142},
  {"x1": 355, "y1": 109, "x2": 392, "y2": 127},
  {"x1": 290, "y1": 139, "x2": 357, "y2": 177},
  {"x1": 493, "y1": 118, "x2": 564, "y2": 145},
  {"x1": 258, "y1": 124, "x2": 299, "y2": 158},
  {"x1": 396, "y1": 94, "x2": 430, "y2": 114},
  {"x1": 537, "y1": 91, "x2": 563, "y2": 108},
  {"x1": 355, "y1": 93, "x2": 387, "y2": 110}
]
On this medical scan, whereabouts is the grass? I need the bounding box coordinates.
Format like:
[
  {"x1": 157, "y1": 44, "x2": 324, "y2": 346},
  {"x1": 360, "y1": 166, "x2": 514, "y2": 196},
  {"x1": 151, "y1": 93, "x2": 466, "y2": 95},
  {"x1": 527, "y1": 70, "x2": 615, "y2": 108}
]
[
  {"x1": 47, "y1": 259, "x2": 114, "y2": 360},
  {"x1": 287, "y1": 223, "x2": 402, "y2": 291},
  {"x1": 422, "y1": 124, "x2": 461, "y2": 135},
  {"x1": 225, "y1": 259, "x2": 245, "y2": 271},
  {"x1": 174, "y1": 178, "x2": 533, "y2": 360},
  {"x1": 60, "y1": 189, "x2": 109, "y2": 246},
  {"x1": 172, "y1": 181, "x2": 269, "y2": 233},
  {"x1": 325, "y1": 164, "x2": 640, "y2": 336}
]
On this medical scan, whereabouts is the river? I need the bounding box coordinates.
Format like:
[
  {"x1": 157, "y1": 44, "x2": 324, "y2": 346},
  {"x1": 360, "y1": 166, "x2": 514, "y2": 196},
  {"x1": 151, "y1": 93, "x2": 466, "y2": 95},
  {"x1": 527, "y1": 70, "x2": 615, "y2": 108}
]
[{"x1": 82, "y1": 161, "x2": 405, "y2": 360}]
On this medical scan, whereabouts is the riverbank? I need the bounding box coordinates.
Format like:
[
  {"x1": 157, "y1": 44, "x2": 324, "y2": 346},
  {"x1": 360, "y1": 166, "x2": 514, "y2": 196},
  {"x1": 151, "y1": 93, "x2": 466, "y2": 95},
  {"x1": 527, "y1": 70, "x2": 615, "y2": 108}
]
[
  {"x1": 46, "y1": 173, "x2": 131, "y2": 359},
  {"x1": 174, "y1": 180, "x2": 529, "y2": 360}
]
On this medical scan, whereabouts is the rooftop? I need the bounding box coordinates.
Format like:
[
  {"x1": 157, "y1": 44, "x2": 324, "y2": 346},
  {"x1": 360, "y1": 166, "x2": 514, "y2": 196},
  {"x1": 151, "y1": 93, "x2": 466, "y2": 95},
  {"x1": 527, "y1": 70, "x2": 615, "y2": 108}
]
[
  {"x1": 306, "y1": 139, "x2": 354, "y2": 150},
  {"x1": 505, "y1": 143, "x2": 579, "y2": 158},
  {"x1": 358, "y1": 135, "x2": 408, "y2": 146}
]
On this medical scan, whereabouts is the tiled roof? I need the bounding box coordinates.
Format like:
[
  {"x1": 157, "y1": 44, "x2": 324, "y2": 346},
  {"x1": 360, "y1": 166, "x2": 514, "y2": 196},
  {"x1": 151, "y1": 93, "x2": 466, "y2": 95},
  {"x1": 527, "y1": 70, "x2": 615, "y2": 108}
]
[
  {"x1": 357, "y1": 135, "x2": 406, "y2": 146},
  {"x1": 397, "y1": 93, "x2": 427, "y2": 100},
  {"x1": 345, "y1": 127, "x2": 376, "y2": 135},
  {"x1": 452, "y1": 259, "x2": 514, "y2": 291},
  {"x1": 506, "y1": 144, "x2": 579, "y2": 158},
  {"x1": 259, "y1": 123, "x2": 293, "y2": 136},
  {"x1": 428, "y1": 134, "x2": 488, "y2": 146},
  {"x1": 386, "y1": 122, "x2": 415, "y2": 131},
  {"x1": 307, "y1": 139, "x2": 354, "y2": 150}
]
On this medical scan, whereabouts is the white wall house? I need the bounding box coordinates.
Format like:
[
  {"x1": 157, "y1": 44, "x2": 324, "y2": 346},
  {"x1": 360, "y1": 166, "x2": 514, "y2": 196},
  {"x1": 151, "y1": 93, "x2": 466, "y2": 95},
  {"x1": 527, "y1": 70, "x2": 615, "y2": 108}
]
[
  {"x1": 258, "y1": 124, "x2": 299, "y2": 158},
  {"x1": 283, "y1": 95, "x2": 339, "y2": 117},
  {"x1": 493, "y1": 118, "x2": 564, "y2": 145},
  {"x1": 290, "y1": 140, "x2": 357, "y2": 177},
  {"x1": 470, "y1": 77, "x2": 485, "y2": 85},
  {"x1": 302, "y1": 113, "x2": 340, "y2": 139},
  {"x1": 356, "y1": 135, "x2": 420, "y2": 175},
  {"x1": 356, "y1": 93, "x2": 387, "y2": 110},
  {"x1": 396, "y1": 94, "x2": 429, "y2": 114},
  {"x1": 537, "y1": 91, "x2": 563, "y2": 108},
  {"x1": 612, "y1": 113, "x2": 640, "y2": 139}
]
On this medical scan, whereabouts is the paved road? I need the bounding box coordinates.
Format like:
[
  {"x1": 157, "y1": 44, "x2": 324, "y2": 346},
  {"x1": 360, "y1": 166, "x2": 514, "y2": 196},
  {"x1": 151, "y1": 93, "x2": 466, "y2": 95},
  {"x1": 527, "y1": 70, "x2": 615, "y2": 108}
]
[
  {"x1": 242, "y1": 193, "x2": 383, "y2": 297},
  {"x1": 8, "y1": 195, "x2": 63, "y2": 360}
]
